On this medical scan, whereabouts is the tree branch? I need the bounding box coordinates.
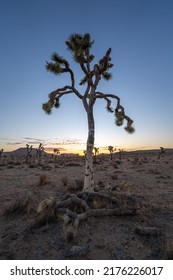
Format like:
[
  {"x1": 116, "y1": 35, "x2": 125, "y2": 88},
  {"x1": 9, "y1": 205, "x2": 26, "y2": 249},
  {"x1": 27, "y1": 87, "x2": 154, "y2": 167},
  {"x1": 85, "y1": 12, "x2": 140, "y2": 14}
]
[
  {"x1": 49, "y1": 86, "x2": 83, "y2": 100},
  {"x1": 95, "y1": 91, "x2": 133, "y2": 125}
]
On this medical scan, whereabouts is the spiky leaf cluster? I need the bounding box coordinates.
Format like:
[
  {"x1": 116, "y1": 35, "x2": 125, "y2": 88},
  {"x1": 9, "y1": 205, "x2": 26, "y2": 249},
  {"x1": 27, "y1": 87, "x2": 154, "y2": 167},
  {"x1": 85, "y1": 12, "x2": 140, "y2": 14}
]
[
  {"x1": 79, "y1": 76, "x2": 88, "y2": 86},
  {"x1": 46, "y1": 52, "x2": 69, "y2": 75},
  {"x1": 99, "y1": 50, "x2": 113, "y2": 80},
  {"x1": 102, "y1": 72, "x2": 112, "y2": 81},
  {"x1": 42, "y1": 98, "x2": 61, "y2": 114},
  {"x1": 124, "y1": 126, "x2": 135, "y2": 134},
  {"x1": 66, "y1": 33, "x2": 94, "y2": 63}
]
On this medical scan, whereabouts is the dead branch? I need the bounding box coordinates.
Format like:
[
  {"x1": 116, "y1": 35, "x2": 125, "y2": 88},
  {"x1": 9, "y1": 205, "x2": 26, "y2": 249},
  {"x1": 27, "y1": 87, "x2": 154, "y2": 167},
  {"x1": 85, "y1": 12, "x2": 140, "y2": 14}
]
[{"x1": 78, "y1": 190, "x2": 123, "y2": 208}]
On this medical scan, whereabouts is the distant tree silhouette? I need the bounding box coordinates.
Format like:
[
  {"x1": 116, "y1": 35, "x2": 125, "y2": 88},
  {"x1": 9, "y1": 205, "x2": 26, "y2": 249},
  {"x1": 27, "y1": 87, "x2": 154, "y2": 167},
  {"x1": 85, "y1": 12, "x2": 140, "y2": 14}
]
[
  {"x1": 108, "y1": 146, "x2": 116, "y2": 161},
  {"x1": 93, "y1": 147, "x2": 99, "y2": 163},
  {"x1": 118, "y1": 148, "x2": 124, "y2": 161},
  {"x1": 53, "y1": 148, "x2": 60, "y2": 155},
  {"x1": 158, "y1": 147, "x2": 165, "y2": 159},
  {"x1": 36, "y1": 143, "x2": 44, "y2": 158},
  {"x1": 26, "y1": 144, "x2": 32, "y2": 163},
  {"x1": 42, "y1": 33, "x2": 134, "y2": 190},
  {"x1": 0, "y1": 149, "x2": 4, "y2": 157}
]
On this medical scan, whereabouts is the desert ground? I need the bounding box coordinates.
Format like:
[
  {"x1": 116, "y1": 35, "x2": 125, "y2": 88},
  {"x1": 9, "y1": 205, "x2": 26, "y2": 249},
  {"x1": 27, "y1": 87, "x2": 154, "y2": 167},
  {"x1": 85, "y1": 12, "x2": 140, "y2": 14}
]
[{"x1": 0, "y1": 151, "x2": 173, "y2": 260}]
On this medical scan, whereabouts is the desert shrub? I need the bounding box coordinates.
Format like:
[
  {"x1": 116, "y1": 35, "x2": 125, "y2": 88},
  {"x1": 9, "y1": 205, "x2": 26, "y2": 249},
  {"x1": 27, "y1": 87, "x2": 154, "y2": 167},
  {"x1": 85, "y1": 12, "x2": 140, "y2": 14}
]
[
  {"x1": 37, "y1": 174, "x2": 49, "y2": 186},
  {"x1": 65, "y1": 162, "x2": 81, "y2": 167},
  {"x1": 66, "y1": 180, "x2": 84, "y2": 192},
  {"x1": 61, "y1": 176, "x2": 68, "y2": 186},
  {"x1": 75, "y1": 179, "x2": 84, "y2": 189},
  {"x1": 37, "y1": 197, "x2": 56, "y2": 223},
  {"x1": 62, "y1": 223, "x2": 77, "y2": 242},
  {"x1": 42, "y1": 165, "x2": 52, "y2": 171},
  {"x1": 4, "y1": 197, "x2": 32, "y2": 216},
  {"x1": 57, "y1": 212, "x2": 77, "y2": 242},
  {"x1": 160, "y1": 234, "x2": 173, "y2": 260}
]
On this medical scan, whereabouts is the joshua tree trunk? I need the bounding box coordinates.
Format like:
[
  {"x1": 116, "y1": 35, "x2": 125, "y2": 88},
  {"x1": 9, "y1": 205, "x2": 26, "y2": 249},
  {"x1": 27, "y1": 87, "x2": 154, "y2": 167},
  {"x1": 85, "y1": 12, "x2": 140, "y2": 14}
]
[{"x1": 84, "y1": 108, "x2": 95, "y2": 190}]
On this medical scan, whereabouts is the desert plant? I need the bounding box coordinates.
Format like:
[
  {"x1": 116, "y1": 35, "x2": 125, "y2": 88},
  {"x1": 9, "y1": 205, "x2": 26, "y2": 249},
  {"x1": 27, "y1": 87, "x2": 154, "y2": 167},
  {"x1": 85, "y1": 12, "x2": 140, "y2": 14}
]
[
  {"x1": 42, "y1": 33, "x2": 134, "y2": 191},
  {"x1": 53, "y1": 148, "x2": 60, "y2": 156},
  {"x1": 36, "y1": 143, "x2": 44, "y2": 158},
  {"x1": 118, "y1": 148, "x2": 124, "y2": 161},
  {"x1": 61, "y1": 176, "x2": 68, "y2": 186},
  {"x1": 37, "y1": 174, "x2": 49, "y2": 186},
  {"x1": 0, "y1": 148, "x2": 4, "y2": 157},
  {"x1": 37, "y1": 197, "x2": 56, "y2": 222},
  {"x1": 4, "y1": 197, "x2": 32, "y2": 216},
  {"x1": 108, "y1": 146, "x2": 116, "y2": 161},
  {"x1": 26, "y1": 144, "x2": 32, "y2": 163},
  {"x1": 93, "y1": 147, "x2": 99, "y2": 163},
  {"x1": 53, "y1": 148, "x2": 60, "y2": 162},
  {"x1": 158, "y1": 147, "x2": 165, "y2": 159}
]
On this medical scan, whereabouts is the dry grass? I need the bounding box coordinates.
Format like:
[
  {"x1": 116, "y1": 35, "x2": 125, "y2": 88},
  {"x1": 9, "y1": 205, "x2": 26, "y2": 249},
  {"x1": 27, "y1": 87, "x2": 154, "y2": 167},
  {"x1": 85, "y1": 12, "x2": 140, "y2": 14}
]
[
  {"x1": 75, "y1": 179, "x2": 83, "y2": 190},
  {"x1": 61, "y1": 176, "x2": 68, "y2": 186},
  {"x1": 37, "y1": 197, "x2": 56, "y2": 223},
  {"x1": 160, "y1": 234, "x2": 173, "y2": 260},
  {"x1": 37, "y1": 174, "x2": 49, "y2": 186},
  {"x1": 4, "y1": 197, "x2": 32, "y2": 217}
]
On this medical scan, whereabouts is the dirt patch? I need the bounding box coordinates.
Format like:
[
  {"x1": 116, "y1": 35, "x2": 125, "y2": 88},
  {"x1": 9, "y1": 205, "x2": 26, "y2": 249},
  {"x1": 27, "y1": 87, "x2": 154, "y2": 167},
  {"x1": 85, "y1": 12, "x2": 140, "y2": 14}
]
[{"x1": 0, "y1": 153, "x2": 173, "y2": 260}]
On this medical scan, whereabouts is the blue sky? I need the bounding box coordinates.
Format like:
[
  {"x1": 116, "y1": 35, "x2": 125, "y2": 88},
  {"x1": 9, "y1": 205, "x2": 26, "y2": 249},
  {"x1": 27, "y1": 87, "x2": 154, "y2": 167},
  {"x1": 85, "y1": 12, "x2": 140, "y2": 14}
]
[{"x1": 0, "y1": 0, "x2": 173, "y2": 154}]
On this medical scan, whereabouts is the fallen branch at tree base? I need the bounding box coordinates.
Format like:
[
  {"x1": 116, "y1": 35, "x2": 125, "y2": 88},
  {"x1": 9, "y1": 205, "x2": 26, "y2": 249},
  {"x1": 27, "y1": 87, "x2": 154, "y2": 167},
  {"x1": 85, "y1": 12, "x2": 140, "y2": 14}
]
[{"x1": 37, "y1": 191, "x2": 140, "y2": 228}]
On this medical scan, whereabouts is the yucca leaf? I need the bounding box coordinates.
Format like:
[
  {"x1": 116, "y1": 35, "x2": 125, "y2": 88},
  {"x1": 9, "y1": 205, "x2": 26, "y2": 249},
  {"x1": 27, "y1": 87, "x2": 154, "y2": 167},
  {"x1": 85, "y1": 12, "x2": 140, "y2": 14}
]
[
  {"x1": 46, "y1": 62, "x2": 62, "y2": 74},
  {"x1": 124, "y1": 126, "x2": 135, "y2": 134},
  {"x1": 42, "y1": 101, "x2": 53, "y2": 114},
  {"x1": 79, "y1": 76, "x2": 88, "y2": 85},
  {"x1": 51, "y1": 52, "x2": 66, "y2": 64},
  {"x1": 102, "y1": 72, "x2": 112, "y2": 80},
  {"x1": 89, "y1": 54, "x2": 94, "y2": 62}
]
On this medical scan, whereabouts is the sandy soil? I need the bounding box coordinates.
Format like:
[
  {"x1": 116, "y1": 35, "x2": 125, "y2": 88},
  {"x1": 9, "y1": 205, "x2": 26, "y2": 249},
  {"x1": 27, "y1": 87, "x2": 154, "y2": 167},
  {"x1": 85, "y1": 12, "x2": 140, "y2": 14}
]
[{"x1": 0, "y1": 153, "x2": 173, "y2": 260}]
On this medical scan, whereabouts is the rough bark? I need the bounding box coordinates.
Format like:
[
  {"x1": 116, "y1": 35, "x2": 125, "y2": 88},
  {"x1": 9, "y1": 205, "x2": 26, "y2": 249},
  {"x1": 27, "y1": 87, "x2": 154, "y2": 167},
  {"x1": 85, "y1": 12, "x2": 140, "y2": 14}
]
[{"x1": 83, "y1": 108, "x2": 95, "y2": 190}]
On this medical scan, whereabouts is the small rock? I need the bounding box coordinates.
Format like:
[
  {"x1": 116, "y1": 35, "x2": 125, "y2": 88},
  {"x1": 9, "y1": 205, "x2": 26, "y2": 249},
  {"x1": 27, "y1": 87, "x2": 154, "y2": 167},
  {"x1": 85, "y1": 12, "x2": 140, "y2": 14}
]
[{"x1": 63, "y1": 245, "x2": 89, "y2": 258}]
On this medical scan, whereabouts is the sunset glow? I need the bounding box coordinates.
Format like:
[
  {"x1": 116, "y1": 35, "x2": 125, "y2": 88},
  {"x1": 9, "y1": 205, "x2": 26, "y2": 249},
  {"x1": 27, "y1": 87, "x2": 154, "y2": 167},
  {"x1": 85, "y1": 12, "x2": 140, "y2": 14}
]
[{"x1": 1, "y1": 0, "x2": 173, "y2": 154}]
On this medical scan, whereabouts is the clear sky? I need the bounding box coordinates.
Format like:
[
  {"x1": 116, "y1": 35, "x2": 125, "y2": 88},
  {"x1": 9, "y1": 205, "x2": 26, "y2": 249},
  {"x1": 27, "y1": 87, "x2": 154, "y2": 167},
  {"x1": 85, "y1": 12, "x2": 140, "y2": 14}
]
[{"x1": 0, "y1": 0, "x2": 173, "y2": 154}]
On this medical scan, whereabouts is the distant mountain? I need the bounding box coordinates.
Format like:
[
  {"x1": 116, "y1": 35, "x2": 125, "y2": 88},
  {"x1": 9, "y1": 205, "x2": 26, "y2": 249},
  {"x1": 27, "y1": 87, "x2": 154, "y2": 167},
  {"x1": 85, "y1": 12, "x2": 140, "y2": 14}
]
[
  {"x1": 2, "y1": 147, "x2": 173, "y2": 157},
  {"x1": 3, "y1": 147, "x2": 48, "y2": 157},
  {"x1": 129, "y1": 148, "x2": 173, "y2": 154}
]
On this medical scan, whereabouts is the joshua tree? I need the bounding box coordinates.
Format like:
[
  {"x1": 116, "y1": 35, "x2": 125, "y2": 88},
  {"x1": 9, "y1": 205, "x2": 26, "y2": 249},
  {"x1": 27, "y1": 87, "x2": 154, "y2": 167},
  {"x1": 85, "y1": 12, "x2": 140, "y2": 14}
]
[
  {"x1": 118, "y1": 148, "x2": 124, "y2": 161},
  {"x1": 93, "y1": 147, "x2": 99, "y2": 163},
  {"x1": 0, "y1": 149, "x2": 4, "y2": 158},
  {"x1": 53, "y1": 148, "x2": 60, "y2": 156},
  {"x1": 108, "y1": 146, "x2": 116, "y2": 161},
  {"x1": 158, "y1": 147, "x2": 165, "y2": 159},
  {"x1": 36, "y1": 143, "x2": 44, "y2": 158},
  {"x1": 42, "y1": 33, "x2": 134, "y2": 191},
  {"x1": 26, "y1": 144, "x2": 32, "y2": 163}
]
